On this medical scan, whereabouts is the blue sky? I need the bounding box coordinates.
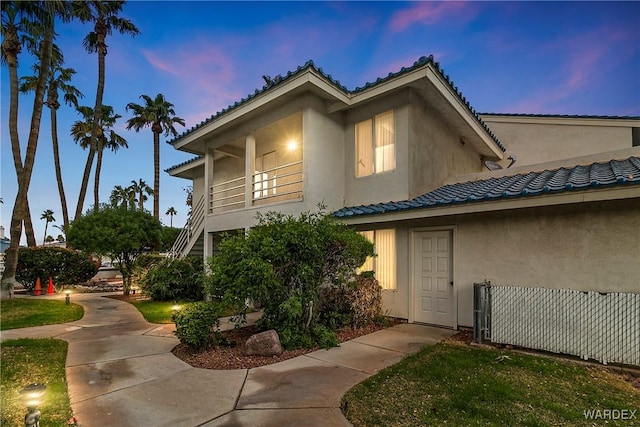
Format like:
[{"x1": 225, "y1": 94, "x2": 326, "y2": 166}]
[{"x1": 2, "y1": 1, "x2": 639, "y2": 244}]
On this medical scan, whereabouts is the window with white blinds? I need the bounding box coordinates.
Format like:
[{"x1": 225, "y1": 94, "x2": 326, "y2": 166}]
[
  {"x1": 355, "y1": 110, "x2": 395, "y2": 177},
  {"x1": 359, "y1": 229, "x2": 396, "y2": 290}
]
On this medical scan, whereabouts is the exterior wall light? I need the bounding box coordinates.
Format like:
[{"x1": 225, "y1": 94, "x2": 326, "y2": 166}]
[
  {"x1": 19, "y1": 383, "x2": 46, "y2": 427},
  {"x1": 287, "y1": 140, "x2": 298, "y2": 151}
]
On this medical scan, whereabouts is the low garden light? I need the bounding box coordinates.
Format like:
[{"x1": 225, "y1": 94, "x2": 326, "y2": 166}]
[
  {"x1": 19, "y1": 382, "x2": 46, "y2": 427},
  {"x1": 171, "y1": 304, "x2": 181, "y2": 312},
  {"x1": 64, "y1": 290, "x2": 71, "y2": 305}
]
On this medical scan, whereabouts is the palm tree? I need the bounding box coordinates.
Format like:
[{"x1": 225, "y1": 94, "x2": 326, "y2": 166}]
[
  {"x1": 20, "y1": 46, "x2": 83, "y2": 230},
  {"x1": 40, "y1": 209, "x2": 55, "y2": 245},
  {"x1": 126, "y1": 94, "x2": 185, "y2": 220},
  {"x1": 71, "y1": 105, "x2": 127, "y2": 211},
  {"x1": 129, "y1": 179, "x2": 153, "y2": 212},
  {"x1": 1, "y1": 1, "x2": 71, "y2": 290},
  {"x1": 165, "y1": 206, "x2": 177, "y2": 227},
  {"x1": 72, "y1": 0, "x2": 139, "y2": 219},
  {"x1": 110, "y1": 184, "x2": 136, "y2": 209}
]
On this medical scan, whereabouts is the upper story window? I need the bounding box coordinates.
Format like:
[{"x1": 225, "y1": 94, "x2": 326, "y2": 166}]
[{"x1": 355, "y1": 110, "x2": 396, "y2": 177}]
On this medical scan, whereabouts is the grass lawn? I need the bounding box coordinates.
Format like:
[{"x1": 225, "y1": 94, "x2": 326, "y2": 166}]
[
  {"x1": 127, "y1": 299, "x2": 190, "y2": 323},
  {"x1": 0, "y1": 338, "x2": 74, "y2": 427},
  {"x1": 128, "y1": 299, "x2": 247, "y2": 324},
  {"x1": 343, "y1": 341, "x2": 639, "y2": 426},
  {"x1": 0, "y1": 299, "x2": 84, "y2": 330}
]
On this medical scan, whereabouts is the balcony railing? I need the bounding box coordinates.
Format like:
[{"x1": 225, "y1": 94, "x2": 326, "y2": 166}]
[
  {"x1": 210, "y1": 176, "x2": 245, "y2": 214},
  {"x1": 252, "y1": 160, "x2": 303, "y2": 205},
  {"x1": 208, "y1": 160, "x2": 303, "y2": 214}
]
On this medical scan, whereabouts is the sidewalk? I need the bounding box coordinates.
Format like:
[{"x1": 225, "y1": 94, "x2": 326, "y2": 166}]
[{"x1": 1, "y1": 293, "x2": 455, "y2": 427}]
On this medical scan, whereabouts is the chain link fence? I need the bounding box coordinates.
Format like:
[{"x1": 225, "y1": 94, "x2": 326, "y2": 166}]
[{"x1": 474, "y1": 281, "x2": 640, "y2": 366}]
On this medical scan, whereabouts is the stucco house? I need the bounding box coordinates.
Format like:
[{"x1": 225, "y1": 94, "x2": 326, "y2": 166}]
[{"x1": 166, "y1": 56, "x2": 640, "y2": 329}]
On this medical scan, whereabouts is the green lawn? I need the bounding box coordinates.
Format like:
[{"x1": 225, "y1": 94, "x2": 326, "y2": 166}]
[
  {"x1": 128, "y1": 299, "x2": 190, "y2": 323},
  {"x1": 343, "y1": 341, "x2": 639, "y2": 426},
  {"x1": 0, "y1": 299, "x2": 84, "y2": 330},
  {"x1": 0, "y1": 338, "x2": 74, "y2": 427},
  {"x1": 128, "y1": 299, "x2": 247, "y2": 324}
]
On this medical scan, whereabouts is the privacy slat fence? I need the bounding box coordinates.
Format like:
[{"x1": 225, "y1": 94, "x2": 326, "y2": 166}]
[{"x1": 474, "y1": 282, "x2": 640, "y2": 366}]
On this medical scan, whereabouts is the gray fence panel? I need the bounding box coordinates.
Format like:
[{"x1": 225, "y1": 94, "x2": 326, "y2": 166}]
[{"x1": 488, "y1": 285, "x2": 639, "y2": 366}]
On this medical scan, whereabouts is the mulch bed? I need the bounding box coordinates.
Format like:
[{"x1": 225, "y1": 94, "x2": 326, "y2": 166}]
[{"x1": 172, "y1": 321, "x2": 402, "y2": 370}]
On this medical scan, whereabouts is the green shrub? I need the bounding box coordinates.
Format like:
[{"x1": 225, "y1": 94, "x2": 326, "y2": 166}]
[
  {"x1": 172, "y1": 301, "x2": 220, "y2": 348},
  {"x1": 131, "y1": 253, "x2": 165, "y2": 288},
  {"x1": 16, "y1": 247, "x2": 99, "y2": 291},
  {"x1": 206, "y1": 208, "x2": 375, "y2": 349},
  {"x1": 160, "y1": 226, "x2": 181, "y2": 252},
  {"x1": 141, "y1": 256, "x2": 205, "y2": 301}
]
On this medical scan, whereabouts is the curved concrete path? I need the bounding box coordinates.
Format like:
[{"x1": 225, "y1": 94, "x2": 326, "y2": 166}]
[{"x1": 1, "y1": 293, "x2": 455, "y2": 427}]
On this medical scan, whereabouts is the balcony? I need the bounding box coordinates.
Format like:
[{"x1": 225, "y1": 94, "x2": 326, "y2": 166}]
[{"x1": 209, "y1": 160, "x2": 303, "y2": 214}]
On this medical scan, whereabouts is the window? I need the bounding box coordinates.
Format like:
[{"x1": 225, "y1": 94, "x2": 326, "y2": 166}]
[
  {"x1": 355, "y1": 110, "x2": 395, "y2": 177},
  {"x1": 359, "y1": 229, "x2": 396, "y2": 290}
]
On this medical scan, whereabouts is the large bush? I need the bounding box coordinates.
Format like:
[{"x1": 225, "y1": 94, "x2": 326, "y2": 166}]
[
  {"x1": 141, "y1": 256, "x2": 205, "y2": 301},
  {"x1": 172, "y1": 301, "x2": 220, "y2": 348},
  {"x1": 66, "y1": 205, "x2": 162, "y2": 295},
  {"x1": 16, "y1": 247, "x2": 99, "y2": 291},
  {"x1": 206, "y1": 209, "x2": 375, "y2": 349}
]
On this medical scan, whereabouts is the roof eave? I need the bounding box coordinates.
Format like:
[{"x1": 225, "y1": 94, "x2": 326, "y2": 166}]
[
  {"x1": 166, "y1": 157, "x2": 205, "y2": 179},
  {"x1": 171, "y1": 69, "x2": 350, "y2": 154},
  {"x1": 337, "y1": 186, "x2": 640, "y2": 226}
]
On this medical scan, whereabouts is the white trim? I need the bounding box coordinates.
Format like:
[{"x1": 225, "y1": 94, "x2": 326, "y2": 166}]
[{"x1": 409, "y1": 226, "x2": 458, "y2": 329}]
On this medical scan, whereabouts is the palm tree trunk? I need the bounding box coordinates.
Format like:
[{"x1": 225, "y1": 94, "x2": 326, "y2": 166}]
[
  {"x1": 43, "y1": 221, "x2": 49, "y2": 246},
  {"x1": 153, "y1": 131, "x2": 160, "y2": 220},
  {"x1": 89, "y1": 22, "x2": 107, "y2": 212},
  {"x1": 24, "y1": 200, "x2": 36, "y2": 247},
  {"x1": 94, "y1": 142, "x2": 104, "y2": 209},
  {"x1": 51, "y1": 106, "x2": 70, "y2": 229},
  {"x1": 75, "y1": 146, "x2": 96, "y2": 219},
  {"x1": 3, "y1": 29, "x2": 53, "y2": 288}
]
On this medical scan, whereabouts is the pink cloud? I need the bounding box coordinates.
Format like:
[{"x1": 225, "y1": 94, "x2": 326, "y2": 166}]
[
  {"x1": 388, "y1": 2, "x2": 476, "y2": 33},
  {"x1": 504, "y1": 23, "x2": 637, "y2": 113}
]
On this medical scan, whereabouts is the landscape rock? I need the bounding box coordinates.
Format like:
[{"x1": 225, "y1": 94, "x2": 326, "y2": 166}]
[{"x1": 244, "y1": 329, "x2": 282, "y2": 356}]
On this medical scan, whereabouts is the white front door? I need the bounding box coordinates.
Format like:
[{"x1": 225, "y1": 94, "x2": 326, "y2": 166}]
[{"x1": 413, "y1": 230, "x2": 453, "y2": 327}]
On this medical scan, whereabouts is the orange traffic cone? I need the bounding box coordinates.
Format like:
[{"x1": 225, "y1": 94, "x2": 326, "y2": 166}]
[
  {"x1": 34, "y1": 277, "x2": 42, "y2": 296},
  {"x1": 47, "y1": 277, "x2": 55, "y2": 294}
]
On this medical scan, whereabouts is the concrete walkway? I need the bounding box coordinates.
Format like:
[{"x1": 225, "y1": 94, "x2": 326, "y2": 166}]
[{"x1": 1, "y1": 293, "x2": 456, "y2": 427}]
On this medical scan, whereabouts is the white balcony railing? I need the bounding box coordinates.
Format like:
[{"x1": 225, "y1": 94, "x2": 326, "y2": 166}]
[
  {"x1": 209, "y1": 160, "x2": 303, "y2": 213},
  {"x1": 210, "y1": 176, "x2": 245, "y2": 214},
  {"x1": 252, "y1": 160, "x2": 303, "y2": 204}
]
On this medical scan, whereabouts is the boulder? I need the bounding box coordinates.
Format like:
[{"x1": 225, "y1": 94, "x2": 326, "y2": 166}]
[{"x1": 244, "y1": 329, "x2": 282, "y2": 356}]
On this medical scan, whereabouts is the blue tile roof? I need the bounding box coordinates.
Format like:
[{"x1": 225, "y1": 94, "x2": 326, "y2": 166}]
[
  {"x1": 333, "y1": 157, "x2": 640, "y2": 219},
  {"x1": 164, "y1": 156, "x2": 203, "y2": 173},
  {"x1": 167, "y1": 56, "x2": 505, "y2": 153}
]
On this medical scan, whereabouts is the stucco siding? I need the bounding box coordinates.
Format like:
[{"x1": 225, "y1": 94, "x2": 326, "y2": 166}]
[
  {"x1": 344, "y1": 92, "x2": 410, "y2": 206},
  {"x1": 409, "y1": 91, "x2": 482, "y2": 198},
  {"x1": 371, "y1": 198, "x2": 640, "y2": 328},
  {"x1": 485, "y1": 121, "x2": 632, "y2": 167},
  {"x1": 453, "y1": 199, "x2": 640, "y2": 325},
  {"x1": 303, "y1": 97, "x2": 345, "y2": 211}
]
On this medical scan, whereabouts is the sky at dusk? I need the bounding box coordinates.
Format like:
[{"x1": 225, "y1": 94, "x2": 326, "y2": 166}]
[{"x1": 2, "y1": 1, "x2": 639, "y2": 244}]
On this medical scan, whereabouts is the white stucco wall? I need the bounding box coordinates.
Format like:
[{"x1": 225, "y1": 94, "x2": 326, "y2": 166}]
[
  {"x1": 483, "y1": 118, "x2": 634, "y2": 167},
  {"x1": 409, "y1": 91, "x2": 482, "y2": 198},
  {"x1": 381, "y1": 198, "x2": 640, "y2": 327}
]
